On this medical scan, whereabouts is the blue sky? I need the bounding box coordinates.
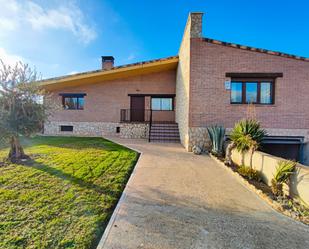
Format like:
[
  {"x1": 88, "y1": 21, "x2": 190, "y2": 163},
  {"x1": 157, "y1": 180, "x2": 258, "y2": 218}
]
[{"x1": 0, "y1": 0, "x2": 308, "y2": 78}]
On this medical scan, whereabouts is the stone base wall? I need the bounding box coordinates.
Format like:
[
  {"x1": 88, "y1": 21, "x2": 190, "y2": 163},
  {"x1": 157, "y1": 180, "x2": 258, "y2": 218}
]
[
  {"x1": 188, "y1": 127, "x2": 211, "y2": 152},
  {"x1": 120, "y1": 123, "x2": 149, "y2": 139},
  {"x1": 44, "y1": 121, "x2": 150, "y2": 139},
  {"x1": 44, "y1": 121, "x2": 119, "y2": 137}
]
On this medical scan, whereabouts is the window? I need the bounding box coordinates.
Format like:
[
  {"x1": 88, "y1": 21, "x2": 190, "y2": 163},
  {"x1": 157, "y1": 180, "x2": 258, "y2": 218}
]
[
  {"x1": 60, "y1": 125, "x2": 73, "y2": 132},
  {"x1": 246, "y1": 82, "x2": 258, "y2": 103},
  {"x1": 231, "y1": 82, "x2": 242, "y2": 103},
  {"x1": 60, "y1": 93, "x2": 86, "y2": 110},
  {"x1": 151, "y1": 97, "x2": 173, "y2": 111},
  {"x1": 260, "y1": 82, "x2": 272, "y2": 104},
  {"x1": 230, "y1": 80, "x2": 274, "y2": 104}
]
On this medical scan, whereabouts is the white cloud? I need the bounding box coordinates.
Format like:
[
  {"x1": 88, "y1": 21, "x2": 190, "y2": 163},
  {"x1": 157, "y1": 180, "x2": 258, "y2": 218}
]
[
  {"x1": 67, "y1": 71, "x2": 79, "y2": 75},
  {"x1": 0, "y1": 0, "x2": 19, "y2": 31},
  {"x1": 0, "y1": 47, "x2": 24, "y2": 66},
  {"x1": 127, "y1": 53, "x2": 136, "y2": 61},
  {"x1": 0, "y1": 0, "x2": 97, "y2": 44}
]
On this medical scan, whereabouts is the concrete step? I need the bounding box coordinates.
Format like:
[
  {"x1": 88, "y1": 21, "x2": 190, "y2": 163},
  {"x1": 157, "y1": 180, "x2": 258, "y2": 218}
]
[
  {"x1": 150, "y1": 134, "x2": 180, "y2": 138},
  {"x1": 150, "y1": 137, "x2": 180, "y2": 143},
  {"x1": 151, "y1": 126, "x2": 179, "y2": 129},
  {"x1": 149, "y1": 123, "x2": 180, "y2": 143},
  {"x1": 150, "y1": 131, "x2": 180, "y2": 135},
  {"x1": 150, "y1": 135, "x2": 180, "y2": 139},
  {"x1": 151, "y1": 128, "x2": 179, "y2": 131},
  {"x1": 151, "y1": 124, "x2": 178, "y2": 127}
]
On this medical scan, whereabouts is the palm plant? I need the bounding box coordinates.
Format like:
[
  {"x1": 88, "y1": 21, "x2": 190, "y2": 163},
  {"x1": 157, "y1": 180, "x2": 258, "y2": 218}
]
[
  {"x1": 228, "y1": 119, "x2": 267, "y2": 167},
  {"x1": 271, "y1": 160, "x2": 296, "y2": 196},
  {"x1": 207, "y1": 125, "x2": 225, "y2": 156}
]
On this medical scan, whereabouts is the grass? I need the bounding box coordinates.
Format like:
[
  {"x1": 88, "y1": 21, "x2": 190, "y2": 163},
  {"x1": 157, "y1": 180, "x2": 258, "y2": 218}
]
[{"x1": 0, "y1": 136, "x2": 139, "y2": 249}]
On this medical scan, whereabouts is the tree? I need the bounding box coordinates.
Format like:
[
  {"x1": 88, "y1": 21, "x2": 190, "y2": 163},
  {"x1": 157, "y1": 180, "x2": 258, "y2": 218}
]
[{"x1": 0, "y1": 60, "x2": 51, "y2": 162}]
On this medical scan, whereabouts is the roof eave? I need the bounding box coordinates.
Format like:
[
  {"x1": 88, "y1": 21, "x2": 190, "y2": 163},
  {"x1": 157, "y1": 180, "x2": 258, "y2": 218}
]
[{"x1": 39, "y1": 56, "x2": 179, "y2": 91}]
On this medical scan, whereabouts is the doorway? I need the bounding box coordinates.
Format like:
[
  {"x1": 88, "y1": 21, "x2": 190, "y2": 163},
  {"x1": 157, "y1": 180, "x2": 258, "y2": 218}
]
[{"x1": 130, "y1": 96, "x2": 145, "y2": 122}]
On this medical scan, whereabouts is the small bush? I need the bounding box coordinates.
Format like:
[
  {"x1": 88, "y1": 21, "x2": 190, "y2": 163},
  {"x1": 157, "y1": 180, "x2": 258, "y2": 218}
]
[
  {"x1": 271, "y1": 160, "x2": 296, "y2": 196},
  {"x1": 273, "y1": 160, "x2": 296, "y2": 183},
  {"x1": 237, "y1": 165, "x2": 261, "y2": 181},
  {"x1": 271, "y1": 179, "x2": 283, "y2": 196}
]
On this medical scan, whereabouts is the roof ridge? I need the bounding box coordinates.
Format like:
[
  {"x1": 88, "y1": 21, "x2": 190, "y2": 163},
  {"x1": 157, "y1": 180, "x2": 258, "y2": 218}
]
[{"x1": 202, "y1": 37, "x2": 309, "y2": 62}]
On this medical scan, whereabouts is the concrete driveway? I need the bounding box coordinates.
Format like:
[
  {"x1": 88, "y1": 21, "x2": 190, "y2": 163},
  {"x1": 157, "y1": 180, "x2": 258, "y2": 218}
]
[{"x1": 98, "y1": 137, "x2": 309, "y2": 249}]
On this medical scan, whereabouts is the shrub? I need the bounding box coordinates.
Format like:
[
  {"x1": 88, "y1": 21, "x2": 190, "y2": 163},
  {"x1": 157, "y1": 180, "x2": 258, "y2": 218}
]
[
  {"x1": 230, "y1": 119, "x2": 266, "y2": 153},
  {"x1": 271, "y1": 160, "x2": 296, "y2": 196},
  {"x1": 237, "y1": 165, "x2": 261, "y2": 181},
  {"x1": 229, "y1": 119, "x2": 267, "y2": 167},
  {"x1": 207, "y1": 125, "x2": 225, "y2": 156}
]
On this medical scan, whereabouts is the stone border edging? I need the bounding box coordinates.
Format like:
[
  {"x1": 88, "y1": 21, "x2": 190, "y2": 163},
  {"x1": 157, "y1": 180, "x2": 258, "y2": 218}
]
[
  {"x1": 209, "y1": 154, "x2": 308, "y2": 226},
  {"x1": 96, "y1": 138, "x2": 143, "y2": 249}
]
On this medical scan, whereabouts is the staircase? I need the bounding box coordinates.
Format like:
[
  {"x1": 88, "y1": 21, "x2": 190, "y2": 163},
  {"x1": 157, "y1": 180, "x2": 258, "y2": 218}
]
[{"x1": 149, "y1": 123, "x2": 180, "y2": 143}]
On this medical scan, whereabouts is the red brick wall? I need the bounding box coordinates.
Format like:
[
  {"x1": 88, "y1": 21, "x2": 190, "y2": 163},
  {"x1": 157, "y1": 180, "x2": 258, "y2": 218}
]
[
  {"x1": 48, "y1": 69, "x2": 176, "y2": 122},
  {"x1": 189, "y1": 38, "x2": 309, "y2": 129}
]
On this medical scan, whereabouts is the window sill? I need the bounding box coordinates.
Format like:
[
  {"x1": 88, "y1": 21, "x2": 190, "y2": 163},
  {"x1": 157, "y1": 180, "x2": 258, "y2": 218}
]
[
  {"x1": 63, "y1": 109, "x2": 84, "y2": 111},
  {"x1": 152, "y1": 110, "x2": 174, "y2": 112},
  {"x1": 230, "y1": 103, "x2": 276, "y2": 107}
]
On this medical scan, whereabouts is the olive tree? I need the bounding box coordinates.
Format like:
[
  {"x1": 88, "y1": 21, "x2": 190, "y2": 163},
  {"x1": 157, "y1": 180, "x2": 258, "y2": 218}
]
[{"x1": 0, "y1": 60, "x2": 52, "y2": 162}]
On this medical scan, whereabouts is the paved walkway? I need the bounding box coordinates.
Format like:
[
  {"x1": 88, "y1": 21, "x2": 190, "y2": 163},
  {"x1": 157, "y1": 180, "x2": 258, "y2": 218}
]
[{"x1": 98, "y1": 138, "x2": 309, "y2": 249}]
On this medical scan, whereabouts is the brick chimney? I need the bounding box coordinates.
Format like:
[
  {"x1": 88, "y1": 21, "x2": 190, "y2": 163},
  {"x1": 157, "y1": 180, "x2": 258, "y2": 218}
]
[{"x1": 101, "y1": 56, "x2": 114, "y2": 70}]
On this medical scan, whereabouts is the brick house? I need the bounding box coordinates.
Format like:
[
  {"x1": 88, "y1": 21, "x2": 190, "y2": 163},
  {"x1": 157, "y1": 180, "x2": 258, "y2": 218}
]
[{"x1": 40, "y1": 12, "x2": 309, "y2": 164}]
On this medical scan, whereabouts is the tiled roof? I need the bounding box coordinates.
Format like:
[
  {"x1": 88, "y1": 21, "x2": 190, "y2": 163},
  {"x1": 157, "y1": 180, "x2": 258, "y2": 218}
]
[
  {"x1": 202, "y1": 37, "x2": 309, "y2": 62},
  {"x1": 39, "y1": 55, "x2": 179, "y2": 83}
]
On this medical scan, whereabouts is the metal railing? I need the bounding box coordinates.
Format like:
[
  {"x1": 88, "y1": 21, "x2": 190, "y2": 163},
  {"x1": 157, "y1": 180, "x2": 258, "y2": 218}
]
[
  {"x1": 148, "y1": 109, "x2": 153, "y2": 142},
  {"x1": 120, "y1": 109, "x2": 176, "y2": 142},
  {"x1": 120, "y1": 109, "x2": 152, "y2": 123}
]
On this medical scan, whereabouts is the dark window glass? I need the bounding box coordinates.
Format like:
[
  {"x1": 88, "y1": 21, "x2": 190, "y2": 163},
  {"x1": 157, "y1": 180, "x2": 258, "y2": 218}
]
[
  {"x1": 231, "y1": 82, "x2": 242, "y2": 103},
  {"x1": 260, "y1": 82, "x2": 272, "y2": 104},
  {"x1": 63, "y1": 96, "x2": 84, "y2": 110},
  {"x1": 60, "y1": 125, "x2": 73, "y2": 132},
  {"x1": 78, "y1": 97, "x2": 84, "y2": 109},
  {"x1": 151, "y1": 98, "x2": 173, "y2": 110},
  {"x1": 245, "y1": 82, "x2": 258, "y2": 103}
]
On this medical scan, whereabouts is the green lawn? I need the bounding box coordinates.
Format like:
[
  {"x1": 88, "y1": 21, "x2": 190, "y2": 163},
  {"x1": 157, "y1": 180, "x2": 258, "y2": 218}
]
[{"x1": 0, "y1": 136, "x2": 139, "y2": 249}]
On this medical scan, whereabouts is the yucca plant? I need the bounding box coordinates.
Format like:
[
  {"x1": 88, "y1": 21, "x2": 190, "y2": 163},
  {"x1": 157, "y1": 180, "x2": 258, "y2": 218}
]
[
  {"x1": 228, "y1": 119, "x2": 267, "y2": 167},
  {"x1": 207, "y1": 125, "x2": 225, "y2": 156},
  {"x1": 271, "y1": 160, "x2": 296, "y2": 196},
  {"x1": 230, "y1": 119, "x2": 266, "y2": 152}
]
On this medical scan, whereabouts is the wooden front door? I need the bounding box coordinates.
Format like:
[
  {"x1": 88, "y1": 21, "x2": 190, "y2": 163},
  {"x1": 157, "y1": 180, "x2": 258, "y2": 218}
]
[{"x1": 130, "y1": 96, "x2": 145, "y2": 122}]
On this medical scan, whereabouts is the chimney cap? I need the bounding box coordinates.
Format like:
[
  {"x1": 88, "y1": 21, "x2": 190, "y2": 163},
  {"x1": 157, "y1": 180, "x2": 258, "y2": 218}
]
[{"x1": 101, "y1": 56, "x2": 114, "y2": 61}]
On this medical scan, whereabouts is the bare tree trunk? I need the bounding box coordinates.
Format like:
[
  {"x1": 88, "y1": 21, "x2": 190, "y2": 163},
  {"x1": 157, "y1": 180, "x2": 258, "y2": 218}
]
[
  {"x1": 225, "y1": 141, "x2": 236, "y2": 165},
  {"x1": 250, "y1": 148, "x2": 254, "y2": 169},
  {"x1": 241, "y1": 154, "x2": 245, "y2": 166},
  {"x1": 8, "y1": 136, "x2": 28, "y2": 162}
]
